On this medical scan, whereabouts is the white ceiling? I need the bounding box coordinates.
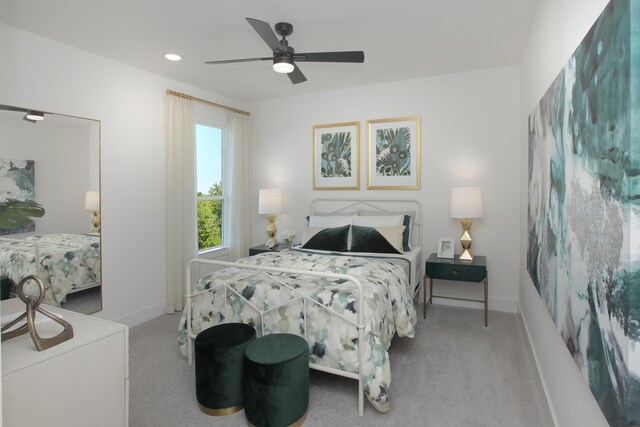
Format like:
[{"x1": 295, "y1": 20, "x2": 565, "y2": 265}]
[{"x1": 0, "y1": 0, "x2": 538, "y2": 103}]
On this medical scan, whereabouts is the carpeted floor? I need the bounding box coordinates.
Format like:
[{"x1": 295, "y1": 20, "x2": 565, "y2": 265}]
[{"x1": 129, "y1": 305, "x2": 553, "y2": 426}]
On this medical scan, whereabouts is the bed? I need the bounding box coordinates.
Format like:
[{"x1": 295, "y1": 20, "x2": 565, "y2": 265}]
[
  {"x1": 179, "y1": 199, "x2": 422, "y2": 415},
  {"x1": 0, "y1": 233, "x2": 101, "y2": 306}
]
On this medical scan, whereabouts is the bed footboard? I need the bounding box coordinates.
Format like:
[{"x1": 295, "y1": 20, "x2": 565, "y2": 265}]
[{"x1": 185, "y1": 258, "x2": 367, "y2": 416}]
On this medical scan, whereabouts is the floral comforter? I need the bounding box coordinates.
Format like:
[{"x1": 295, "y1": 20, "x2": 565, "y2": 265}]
[
  {"x1": 25, "y1": 234, "x2": 101, "y2": 283},
  {"x1": 178, "y1": 251, "x2": 417, "y2": 412},
  {"x1": 0, "y1": 234, "x2": 100, "y2": 305}
]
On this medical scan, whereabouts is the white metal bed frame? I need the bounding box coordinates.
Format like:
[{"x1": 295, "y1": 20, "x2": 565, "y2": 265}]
[
  {"x1": 184, "y1": 199, "x2": 423, "y2": 416},
  {"x1": 185, "y1": 259, "x2": 368, "y2": 415},
  {"x1": 0, "y1": 237, "x2": 101, "y2": 305}
]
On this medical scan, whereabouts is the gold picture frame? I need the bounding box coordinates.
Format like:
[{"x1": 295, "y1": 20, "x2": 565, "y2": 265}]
[
  {"x1": 366, "y1": 116, "x2": 421, "y2": 190},
  {"x1": 312, "y1": 121, "x2": 360, "y2": 190}
]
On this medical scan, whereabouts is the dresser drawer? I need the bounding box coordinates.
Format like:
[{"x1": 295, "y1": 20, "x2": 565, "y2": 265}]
[{"x1": 426, "y1": 262, "x2": 486, "y2": 282}]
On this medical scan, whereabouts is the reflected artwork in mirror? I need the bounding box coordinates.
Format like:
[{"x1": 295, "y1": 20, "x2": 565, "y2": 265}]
[{"x1": 0, "y1": 104, "x2": 102, "y2": 314}]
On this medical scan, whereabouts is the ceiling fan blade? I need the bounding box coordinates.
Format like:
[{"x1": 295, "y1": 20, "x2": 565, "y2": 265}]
[
  {"x1": 293, "y1": 51, "x2": 365, "y2": 63},
  {"x1": 205, "y1": 57, "x2": 271, "y2": 65},
  {"x1": 246, "y1": 18, "x2": 282, "y2": 52},
  {"x1": 288, "y1": 64, "x2": 307, "y2": 84}
]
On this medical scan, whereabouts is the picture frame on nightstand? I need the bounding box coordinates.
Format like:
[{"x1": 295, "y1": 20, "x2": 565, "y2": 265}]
[{"x1": 437, "y1": 237, "x2": 455, "y2": 258}]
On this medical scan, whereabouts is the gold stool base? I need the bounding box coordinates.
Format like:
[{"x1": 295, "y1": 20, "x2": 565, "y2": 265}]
[
  {"x1": 248, "y1": 410, "x2": 308, "y2": 427},
  {"x1": 199, "y1": 403, "x2": 244, "y2": 416}
]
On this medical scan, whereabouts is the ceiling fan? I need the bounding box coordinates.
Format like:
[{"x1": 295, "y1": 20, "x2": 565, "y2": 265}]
[{"x1": 205, "y1": 18, "x2": 365, "y2": 84}]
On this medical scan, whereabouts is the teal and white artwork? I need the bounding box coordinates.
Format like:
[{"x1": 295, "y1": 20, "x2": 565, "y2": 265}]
[
  {"x1": 527, "y1": 1, "x2": 638, "y2": 425},
  {"x1": 313, "y1": 122, "x2": 359, "y2": 190},
  {"x1": 367, "y1": 116, "x2": 420, "y2": 190},
  {"x1": 0, "y1": 159, "x2": 43, "y2": 235}
]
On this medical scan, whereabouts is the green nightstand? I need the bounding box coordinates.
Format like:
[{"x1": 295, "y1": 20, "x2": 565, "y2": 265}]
[
  {"x1": 249, "y1": 244, "x2": 290, "y2": 256},
  {"x1": 424, "y1": 253, "x2": 488, "y2": 326}
]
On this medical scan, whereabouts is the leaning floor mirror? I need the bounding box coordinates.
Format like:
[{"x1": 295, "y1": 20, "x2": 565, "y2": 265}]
[{"x1": 0, "y1": 104, "x2": 102, "y2": 314}]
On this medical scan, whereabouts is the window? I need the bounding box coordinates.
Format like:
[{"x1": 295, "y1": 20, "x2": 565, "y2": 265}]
[{"x1": 196, "y1": 124, "x2": 226, "y2": 252}]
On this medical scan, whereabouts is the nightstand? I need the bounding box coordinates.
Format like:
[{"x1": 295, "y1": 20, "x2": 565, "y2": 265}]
[
  {"x1": 249, "y1": 244, "x2": 290, "y2": 256},
  {"x1": 424, "y1": 253, "x2": 488, "y2": 326}
]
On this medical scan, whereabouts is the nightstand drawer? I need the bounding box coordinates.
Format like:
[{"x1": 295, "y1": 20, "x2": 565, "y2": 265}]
[{"x1": 426, "y1": 262, "x2": 486, "y2": 282}]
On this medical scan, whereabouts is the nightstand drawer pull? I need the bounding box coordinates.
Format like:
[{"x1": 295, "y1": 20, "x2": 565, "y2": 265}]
[{"x1": 451, "y1": 270, "x2": 458, "y2": 277}]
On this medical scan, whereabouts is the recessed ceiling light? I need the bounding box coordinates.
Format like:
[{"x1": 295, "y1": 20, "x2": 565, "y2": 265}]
[{"x1": 164, "y1": 53, "x2": 182, "y2": 62}]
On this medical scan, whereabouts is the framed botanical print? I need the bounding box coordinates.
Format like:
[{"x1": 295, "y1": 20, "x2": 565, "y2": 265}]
[
  {"x1": 366, "y1": 116, "x2": 421, "y2": 190},
  {"x1": 312, "y1": 121, "x2": 360, "y2": 190}
]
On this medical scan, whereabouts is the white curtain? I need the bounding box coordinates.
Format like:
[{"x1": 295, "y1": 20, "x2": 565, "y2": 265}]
[
  {"x1": 228, "y1": 112, "x2": 251, "y2": 261},
  {"x1": 165, "y1": 94, "x2": 196, "y2": 313}
]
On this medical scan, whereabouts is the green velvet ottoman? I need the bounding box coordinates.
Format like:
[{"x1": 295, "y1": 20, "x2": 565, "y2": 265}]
[
  {"x1": 244, "y1": 333, "x2": 309, "y2": 427},
  {"x1": 195, "y1": 323, "x2": 256, "y2": 415}
]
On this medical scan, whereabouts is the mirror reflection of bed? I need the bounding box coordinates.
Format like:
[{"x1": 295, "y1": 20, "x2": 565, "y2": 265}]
[{"x1": 0, "y1": 104, "x2": 102, "y2": 315}]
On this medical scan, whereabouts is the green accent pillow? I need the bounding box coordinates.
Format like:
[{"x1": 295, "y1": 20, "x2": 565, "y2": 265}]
[{"x1": 301, "y1": 224, "x2": 350, "y2": 251}]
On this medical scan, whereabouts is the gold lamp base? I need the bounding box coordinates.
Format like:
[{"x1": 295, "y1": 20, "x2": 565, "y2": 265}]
[
  {"x1": 90, "y1": 210, "x2": 101, "y2": 233},
  {"x1": 458, "y1": 219, "x2": 474, "y2": 261},
  {"x1": 265, "y1": 214, "x2": 279, "y2": 248}
]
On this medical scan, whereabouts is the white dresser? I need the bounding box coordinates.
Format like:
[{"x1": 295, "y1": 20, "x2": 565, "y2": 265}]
[{"x1": 1, "y1": 298, "x2": 129, "y2": 427}]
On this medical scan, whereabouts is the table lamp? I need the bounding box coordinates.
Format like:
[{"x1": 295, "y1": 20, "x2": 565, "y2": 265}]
[
  {"x1": 258, "y1": 188, "x2": 283, "y2": 248},
  {"x1": 450, "y1": 186, "x2": 483, "y2": 261},
  {"x1": 85, "y1": 190, "x2": 100, "y2": 233}
]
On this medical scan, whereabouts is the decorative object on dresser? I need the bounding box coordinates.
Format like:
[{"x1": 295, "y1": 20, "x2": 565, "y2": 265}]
[
  {"x1": 85, "y1": 190, "x2": 100, "y2": 232},
  {"x1": 1, "y1": 274, "x2": 74, "y2": 350},
  {"x1": 449, "y1": 186, "x2": 483, "y2": 261},
  {"x1": 258, "y1": 188, "x2": 283, "y2": 248},
  {"x1": 437, "y1": 237, "x2": 455, "y2": 259},
  {"x1": 424, "y1": 253, "x2": 488, "y2": 326},
  {"x1": 312, "y1": 121, "x2": 360, "y2": 190},
  {"x1": 366, "y1": 116, "x2": 421, "y2": 190}
]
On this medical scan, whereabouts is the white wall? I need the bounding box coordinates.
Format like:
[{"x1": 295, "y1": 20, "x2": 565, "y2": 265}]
[
  {"x1": 0, "y1": 114, "x2": 94, "y2": 236},
  {"x1": 248, "y1": 66, "x2": 521, "y2": 313},
  {"x1": 0, "y1": 23, "x2": 246, "y2": 325},
  {"x1": 519, "y1": 0, "x2": 610, "y2": 426}
]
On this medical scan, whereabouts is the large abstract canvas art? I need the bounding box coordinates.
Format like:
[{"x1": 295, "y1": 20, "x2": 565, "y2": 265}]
[{"x1": 527, "y1": 1, "x2": 638, "y2": 425}]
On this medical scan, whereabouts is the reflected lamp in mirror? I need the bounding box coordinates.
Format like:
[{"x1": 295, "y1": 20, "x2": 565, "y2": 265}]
[
  {"x1": 258, "y1": 188, "x2": 283, "y2": 248},
  {"x1": 85, "y1": 190, "x2": 100, "y2": 233},
  {"x1": 450, "y1": 186, "x2": 483, "y2": 261}
]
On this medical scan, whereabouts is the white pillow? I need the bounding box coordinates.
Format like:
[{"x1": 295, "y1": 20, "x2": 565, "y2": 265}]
[
  {"x1": 308, "y1": 215, "x2": 354, "y2": 228},
  {"x1": 353, "y1": 214, "x2": 404, "y2": 227}
]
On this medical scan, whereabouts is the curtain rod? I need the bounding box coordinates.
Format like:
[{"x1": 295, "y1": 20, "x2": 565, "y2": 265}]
[{"x1": 165, "y1": 89, "x2": 250, "y2": 116}]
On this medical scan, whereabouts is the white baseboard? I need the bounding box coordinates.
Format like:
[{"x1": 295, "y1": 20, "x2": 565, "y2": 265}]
[
  {"x1": 517, "y1": 301, "x2": 559, "y2": 427},
  {"x1": 112, "y1": 301, "x2": 166, "y2": 327},
  {"x1": 431, "y1": 295, "x2": 518, "y2": 313}
]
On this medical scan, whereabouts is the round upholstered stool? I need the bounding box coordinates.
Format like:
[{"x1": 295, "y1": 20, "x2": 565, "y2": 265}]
[
  {"x1": 244, "y1": 333, "x2": 309, "y2": 427},
  {"x1": 195, "y1": 323, "x2": 256, "y2": 415}
]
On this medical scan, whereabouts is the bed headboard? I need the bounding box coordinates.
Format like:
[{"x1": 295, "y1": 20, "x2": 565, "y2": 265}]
[{"x1": 309, "y1": 199, "x2": 423, "y2": 250}]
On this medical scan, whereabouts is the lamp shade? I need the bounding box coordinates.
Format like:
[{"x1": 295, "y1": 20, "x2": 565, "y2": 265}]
[
  {"x1": 85, "y1": 190, "x2": 100, "y2": 211},
  {"x1": 450, "y1": 186, "x2": 483, "y2": 219},
  {"x1": 258, "y1": 188, "x2": 283, "y2": 215}
]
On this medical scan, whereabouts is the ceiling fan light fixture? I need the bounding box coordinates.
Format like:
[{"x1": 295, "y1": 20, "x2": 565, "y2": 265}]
[{"x1": 273, "y1": 58, "x2": 294, "y2": 74}]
